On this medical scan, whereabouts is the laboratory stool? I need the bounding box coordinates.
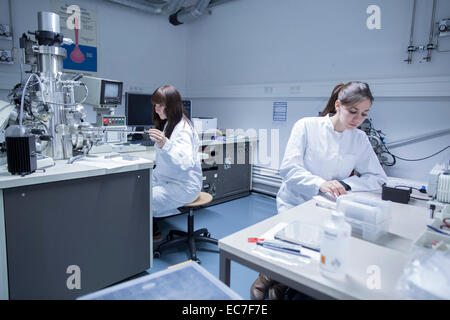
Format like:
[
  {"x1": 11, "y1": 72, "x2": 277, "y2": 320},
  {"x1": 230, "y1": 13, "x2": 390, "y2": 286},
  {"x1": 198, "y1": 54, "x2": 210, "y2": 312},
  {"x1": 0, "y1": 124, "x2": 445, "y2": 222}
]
[{"x1": 153, "y1": 192, "x2": 218, "y2": 264}]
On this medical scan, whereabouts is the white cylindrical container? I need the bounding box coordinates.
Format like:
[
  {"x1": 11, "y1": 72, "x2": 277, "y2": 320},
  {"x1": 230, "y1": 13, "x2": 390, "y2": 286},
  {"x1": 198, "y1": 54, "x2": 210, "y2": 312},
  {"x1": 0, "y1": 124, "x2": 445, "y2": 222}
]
[{"x1": 320, "y1": 210, "x2": 352, "y2": 280}]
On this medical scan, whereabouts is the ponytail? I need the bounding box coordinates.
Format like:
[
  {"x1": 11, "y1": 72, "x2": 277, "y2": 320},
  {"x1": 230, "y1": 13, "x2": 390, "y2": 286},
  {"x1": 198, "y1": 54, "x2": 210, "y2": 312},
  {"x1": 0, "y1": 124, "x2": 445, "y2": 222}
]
[
  {"x1": 320, "y1": 81, "x2": 374, "y2": 117},
  {"x1": 320, "y1": 83, "x2": 344, "y2": 116}
]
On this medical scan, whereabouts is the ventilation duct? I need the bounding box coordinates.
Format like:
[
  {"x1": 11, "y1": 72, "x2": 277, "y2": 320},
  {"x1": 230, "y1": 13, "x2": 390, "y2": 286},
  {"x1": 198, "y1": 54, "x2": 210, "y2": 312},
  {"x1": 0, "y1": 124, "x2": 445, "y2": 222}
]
[
  {"x1": 106, "y1": 0, "x2": 184, "y2": 15},
  {"x1": 169, "y1": 0, "x2": 211, "y2": 25},
  {"x1": 105, "y1": 0, "x2": 231, "y2": 25}
]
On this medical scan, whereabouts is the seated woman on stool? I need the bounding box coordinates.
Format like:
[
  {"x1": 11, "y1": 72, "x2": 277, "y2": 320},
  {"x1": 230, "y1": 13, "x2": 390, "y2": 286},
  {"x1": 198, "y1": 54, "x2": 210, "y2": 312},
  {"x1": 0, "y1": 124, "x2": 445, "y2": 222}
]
[
  {"x1": 148, "y1": 85, "x2": 202, "y2": 240},
  {"x1": 251, "y1": 82, "x2": 387, "y2": 300}
]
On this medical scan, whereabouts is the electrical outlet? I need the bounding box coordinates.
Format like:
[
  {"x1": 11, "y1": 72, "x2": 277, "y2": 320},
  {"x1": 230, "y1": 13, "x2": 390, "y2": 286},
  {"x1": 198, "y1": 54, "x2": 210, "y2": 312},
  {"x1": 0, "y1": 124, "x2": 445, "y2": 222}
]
[
  {"x1": 290, "y1": 85, "x2": 301, "y2": 93},
  {"x1": 0, "y1": 49, "x2": 13, "y2": 64},
  {"x1": 264, "y1": 86, "x2": 273, "y2": 94},
  {"x1": 0, "y1": 24, "x2": 11, "y2": 38}
]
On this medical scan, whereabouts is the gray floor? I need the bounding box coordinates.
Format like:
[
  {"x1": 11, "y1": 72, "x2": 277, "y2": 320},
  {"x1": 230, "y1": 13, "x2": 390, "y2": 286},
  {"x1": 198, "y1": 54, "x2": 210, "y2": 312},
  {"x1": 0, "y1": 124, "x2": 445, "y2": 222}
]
[{"x1": 147, "y1": 192, "x2": 277, "y2": 300}]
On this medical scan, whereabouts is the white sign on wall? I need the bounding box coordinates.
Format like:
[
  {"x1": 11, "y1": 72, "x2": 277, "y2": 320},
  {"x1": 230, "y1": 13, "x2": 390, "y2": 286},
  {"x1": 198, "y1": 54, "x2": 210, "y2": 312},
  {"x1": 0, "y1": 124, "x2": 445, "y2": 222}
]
[
  {"x1": 273, "y1": 101, "x2": 287, "y2": 122},
  {"x1": 51, "y1": 0, "x2": 98, "y2": 74}
]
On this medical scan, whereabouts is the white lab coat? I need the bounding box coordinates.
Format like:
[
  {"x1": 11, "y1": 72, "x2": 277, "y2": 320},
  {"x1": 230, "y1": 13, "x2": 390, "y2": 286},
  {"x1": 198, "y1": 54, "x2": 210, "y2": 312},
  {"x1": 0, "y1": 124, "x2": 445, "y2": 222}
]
[
  {"x1": 152, "y1": 118, "x2": 203, "y2": 217},
  {"x1": 276, "y1": 115, "x2": 387, "y2": 212}
]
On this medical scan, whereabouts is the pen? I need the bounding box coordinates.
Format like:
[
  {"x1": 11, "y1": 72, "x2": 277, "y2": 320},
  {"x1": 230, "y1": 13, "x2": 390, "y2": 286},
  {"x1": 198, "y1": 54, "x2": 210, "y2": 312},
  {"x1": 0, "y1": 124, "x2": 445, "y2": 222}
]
[
  {"x1": 248, "y1": 237, "x2": 264, "y2": 243},
  {"x1": 273, "y1": 235, "x2": 321, "y2": 253},
  {"x1": 256, "y1": 241, "x2": 311, "y2": 259}
]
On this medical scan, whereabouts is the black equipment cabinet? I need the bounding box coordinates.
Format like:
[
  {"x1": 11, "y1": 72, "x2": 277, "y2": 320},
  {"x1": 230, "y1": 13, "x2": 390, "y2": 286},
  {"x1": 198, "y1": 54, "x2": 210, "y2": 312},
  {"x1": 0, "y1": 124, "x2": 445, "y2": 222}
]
[
  {"x1": 3, "y1": 169, "x2": 151, "y2": 300},
  {"x1": 201, "y1": 140, "x2": 251, "y2": 206}
]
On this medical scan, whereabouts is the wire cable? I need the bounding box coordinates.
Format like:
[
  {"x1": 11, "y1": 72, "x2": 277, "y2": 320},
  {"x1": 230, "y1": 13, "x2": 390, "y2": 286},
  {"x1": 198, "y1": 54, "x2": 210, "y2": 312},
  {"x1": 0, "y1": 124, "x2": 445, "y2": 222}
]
[
  {"x1": 389, "y1": 145, "x2": 450, "y2": 162},
  {"x1": 411, "y1": 196, "x2": 431, "y2": 201},
  {"x1": 19, "y1": 73, "x2": 46, "y2": 127},
  {"x1": 367, "y1": 119, "x2": 449, "y2": 163}
]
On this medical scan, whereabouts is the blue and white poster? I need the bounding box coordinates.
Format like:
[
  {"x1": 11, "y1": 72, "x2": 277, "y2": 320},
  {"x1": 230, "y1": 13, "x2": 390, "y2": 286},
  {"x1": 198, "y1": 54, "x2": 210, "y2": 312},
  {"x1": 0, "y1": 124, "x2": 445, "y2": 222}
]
[
  {"x1": 273, "y1": 101, "x2": 287, "y2": 122},
  {"x1": 52, "y1": 1, "x2": 98, "y2": 74}
]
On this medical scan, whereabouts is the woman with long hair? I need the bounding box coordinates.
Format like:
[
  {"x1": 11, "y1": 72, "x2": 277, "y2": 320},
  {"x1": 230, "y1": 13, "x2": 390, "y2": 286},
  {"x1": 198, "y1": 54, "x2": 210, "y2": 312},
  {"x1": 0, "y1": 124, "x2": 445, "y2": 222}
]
[
  {"x1": 251, "y1": 82, "x2": 387, "y2": 300},
  {"x1": 148, "y1": 85, "x2": 202, "y2": 240}
]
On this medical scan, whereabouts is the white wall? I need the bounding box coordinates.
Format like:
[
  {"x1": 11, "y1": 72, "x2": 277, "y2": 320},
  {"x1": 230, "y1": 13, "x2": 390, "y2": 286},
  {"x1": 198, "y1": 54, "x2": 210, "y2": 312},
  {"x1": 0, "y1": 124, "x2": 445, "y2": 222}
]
[
  {"x1": 185, "y1": 0, "x2": 450, "y2": 182},
  {"x1": 186, "y1": 0, "x2": 450, "y2": 86},
  {"x1": 0, "y1": 0, "x2": 449, "y2": 182}
]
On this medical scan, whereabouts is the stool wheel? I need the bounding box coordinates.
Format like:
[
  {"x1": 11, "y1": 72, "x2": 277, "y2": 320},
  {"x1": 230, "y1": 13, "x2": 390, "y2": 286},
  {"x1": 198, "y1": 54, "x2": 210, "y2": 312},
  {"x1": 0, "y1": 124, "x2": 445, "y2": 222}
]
[{"x1": 153, "y1": 251, "x2": 160, "y2": 259}]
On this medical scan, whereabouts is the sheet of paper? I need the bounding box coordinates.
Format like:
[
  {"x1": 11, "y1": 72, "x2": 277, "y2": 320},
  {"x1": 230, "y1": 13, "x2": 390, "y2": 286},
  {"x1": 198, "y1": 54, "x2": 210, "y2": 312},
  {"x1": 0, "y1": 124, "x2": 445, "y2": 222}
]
[
  {"x1": 75, "y1": 155, "x2": 151, "y2": 169},
  {"x1": 258, "y1": 222, "x2": 320, "y2": 261}
]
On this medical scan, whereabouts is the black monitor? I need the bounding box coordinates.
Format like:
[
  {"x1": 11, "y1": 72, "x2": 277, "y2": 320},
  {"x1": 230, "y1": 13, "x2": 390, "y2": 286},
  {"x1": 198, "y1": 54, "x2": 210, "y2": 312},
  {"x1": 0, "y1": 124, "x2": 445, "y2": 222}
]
[
  {"x1": 125, "y1": 92, "x2": 153, "y2": 128},
  {"x1": 182, "y1": 100, "x2": 192, "y2": 120}
]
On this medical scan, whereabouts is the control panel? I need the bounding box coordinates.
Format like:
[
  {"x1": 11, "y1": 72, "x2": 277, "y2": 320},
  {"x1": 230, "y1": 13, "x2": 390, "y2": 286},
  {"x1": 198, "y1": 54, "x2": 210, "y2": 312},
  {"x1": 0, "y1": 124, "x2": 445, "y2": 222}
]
[
  {"x1": 99, "y1": 116, "x2": 127, "y2": 143},
  {"x1": 101, "y1": 116, "x2": 126, "y2": 126}
]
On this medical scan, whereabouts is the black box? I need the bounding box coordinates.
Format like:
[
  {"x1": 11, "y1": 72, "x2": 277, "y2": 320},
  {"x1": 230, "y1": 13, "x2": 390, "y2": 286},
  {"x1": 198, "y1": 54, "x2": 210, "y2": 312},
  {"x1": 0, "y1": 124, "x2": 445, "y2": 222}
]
[
  {"x1": 382, "y1": 185, "x2": 411, "y2": 204},
  {"x1": 6, "y1": 135, "x2": 37, "y2": 175}
]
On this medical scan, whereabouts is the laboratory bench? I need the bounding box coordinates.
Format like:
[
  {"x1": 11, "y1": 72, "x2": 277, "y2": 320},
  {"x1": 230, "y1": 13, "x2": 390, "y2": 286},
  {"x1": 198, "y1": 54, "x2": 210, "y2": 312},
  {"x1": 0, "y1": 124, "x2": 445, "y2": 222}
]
[
  {"x1": 0, "y1": 135, "x2": 255, "y2": 299},
  {"x1": 0, "y1": 156, "x2": 153, "y2": 299},
  {"x1": 112, "y1": 135, "x2": 256, "y2": 207},
  {"x1": 219, "y1": 192, "x2": 431, "y2": 300}
]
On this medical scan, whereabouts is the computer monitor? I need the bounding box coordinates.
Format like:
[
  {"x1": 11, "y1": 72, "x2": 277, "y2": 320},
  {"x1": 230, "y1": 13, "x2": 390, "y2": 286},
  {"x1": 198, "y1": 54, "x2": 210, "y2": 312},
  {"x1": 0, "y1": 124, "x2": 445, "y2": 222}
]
[
  {"x1": 125, "y1": 94, "x2": 191, "y2": 126},
  {"x1": 125, "y1": 92, "x2": 153, "y2": 128},
  {"x1": 182, "y1": 100, "x2": 192, "y2": 120}
]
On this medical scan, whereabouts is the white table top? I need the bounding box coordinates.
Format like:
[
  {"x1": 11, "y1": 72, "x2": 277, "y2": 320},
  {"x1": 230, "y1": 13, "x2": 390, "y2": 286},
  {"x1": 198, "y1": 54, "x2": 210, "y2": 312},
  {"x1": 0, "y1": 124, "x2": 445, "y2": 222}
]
[
  {"x1": 219, "y1": 197, "x2": 429, "y2": 299},
  {"x1": 0, "y1": 155, "x2": 154, "y2": 189}
]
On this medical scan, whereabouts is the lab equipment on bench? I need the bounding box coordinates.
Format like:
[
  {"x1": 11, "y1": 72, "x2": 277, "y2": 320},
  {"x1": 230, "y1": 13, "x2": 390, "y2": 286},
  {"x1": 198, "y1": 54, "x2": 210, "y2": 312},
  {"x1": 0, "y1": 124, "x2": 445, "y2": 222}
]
[
  {"x1": 336, "y1": 194, "x2": 392, "y2": 242},
  {"x1": 2, "y1": 11, "x2": 128, "y2": 170},
  {"x1": 427, "y1": 163, "x2": 450, "y2": 221},
  {"x1": 428, "y1": 163, "x2": 450, "y2": 204}
]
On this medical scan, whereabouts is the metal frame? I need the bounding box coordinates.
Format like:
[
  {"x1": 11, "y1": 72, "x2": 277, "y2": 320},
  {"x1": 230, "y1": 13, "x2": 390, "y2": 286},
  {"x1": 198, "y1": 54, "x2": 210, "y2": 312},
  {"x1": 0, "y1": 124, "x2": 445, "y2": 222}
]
[
  {"x1": 0, "y1": 191, "x2": 8, "y2": 300},
  {"x1": 219, "y1": 248, "x2": 334, "y2": 300}
]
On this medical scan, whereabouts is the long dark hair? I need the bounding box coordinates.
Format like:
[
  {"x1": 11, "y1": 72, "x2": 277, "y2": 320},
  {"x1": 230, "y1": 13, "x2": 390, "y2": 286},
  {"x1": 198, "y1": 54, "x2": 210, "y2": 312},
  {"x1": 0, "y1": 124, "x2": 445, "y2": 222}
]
[
  {"x1": 151, "y1": 85, "x2": 191, "y2": 139},
  {"x1": 320, "y1": 82, "x2": 374, "y2": 116}
]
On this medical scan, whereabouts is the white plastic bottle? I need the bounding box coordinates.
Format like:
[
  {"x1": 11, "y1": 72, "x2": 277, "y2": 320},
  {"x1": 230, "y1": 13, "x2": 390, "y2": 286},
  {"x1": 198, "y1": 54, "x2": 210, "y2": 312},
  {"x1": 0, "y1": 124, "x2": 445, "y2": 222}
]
[{"x1": 320, "y1": 210, "x2": 352, "y2": 280}]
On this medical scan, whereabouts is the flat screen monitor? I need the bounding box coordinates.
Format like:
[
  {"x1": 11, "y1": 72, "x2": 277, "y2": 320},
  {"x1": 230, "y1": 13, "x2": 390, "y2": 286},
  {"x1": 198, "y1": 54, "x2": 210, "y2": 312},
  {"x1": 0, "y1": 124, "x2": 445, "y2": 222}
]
[
  {"x1": 182, "y1": 100, "x2": 192, "y2": 120},
  {"x1": 125, "y1": 93, "x2": 153, "y2": 127}
]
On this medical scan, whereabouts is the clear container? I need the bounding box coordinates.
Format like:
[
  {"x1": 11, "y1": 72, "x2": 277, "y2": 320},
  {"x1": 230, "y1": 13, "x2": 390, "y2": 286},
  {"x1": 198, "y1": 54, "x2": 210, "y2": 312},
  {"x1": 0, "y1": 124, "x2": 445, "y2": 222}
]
[
  {"x1": 336, "y1": 195, "x2": 392, "y2": 242},
  {"x1": 320, "y1": 211, "x2": 352, "y2": 280},
  {"x1": 345, "y1": 216, "x2": 391, "y2": 242}
]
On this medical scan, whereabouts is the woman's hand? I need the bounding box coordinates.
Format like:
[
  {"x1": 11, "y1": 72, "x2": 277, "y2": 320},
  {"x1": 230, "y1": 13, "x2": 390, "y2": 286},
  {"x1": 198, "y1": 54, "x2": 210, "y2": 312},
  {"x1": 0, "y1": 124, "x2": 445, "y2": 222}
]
[
  {"x1": 320, "y1": 180, "x2": 347, "y2": 198},
  {"x1": 148, "y1": 128, "x2": 167, "y2": 148}
]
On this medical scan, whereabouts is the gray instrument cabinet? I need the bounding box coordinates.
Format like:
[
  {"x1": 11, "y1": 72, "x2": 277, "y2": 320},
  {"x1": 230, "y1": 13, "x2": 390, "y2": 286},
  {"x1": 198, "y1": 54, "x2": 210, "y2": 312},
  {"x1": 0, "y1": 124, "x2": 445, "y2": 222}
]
[
  {"x1": 1, "y1": 167, "x2": 151, "y2": 300},
  {"x1": 201, "y1": 140, "x2": 251, "y2": 206}
]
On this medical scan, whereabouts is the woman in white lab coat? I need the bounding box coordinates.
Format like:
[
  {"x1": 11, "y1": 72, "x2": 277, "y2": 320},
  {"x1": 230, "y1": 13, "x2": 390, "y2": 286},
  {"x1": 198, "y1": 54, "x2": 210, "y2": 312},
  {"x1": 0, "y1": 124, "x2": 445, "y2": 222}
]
[
  {"x1": 148, "y1": 85, "x2": 202, "y2": 240},
  {"x1": 250, "y1": 81, "x2": 387, "y2": 300},
  {"x1": 276, "y1": 81, "x2": 388, "y2": 212}
]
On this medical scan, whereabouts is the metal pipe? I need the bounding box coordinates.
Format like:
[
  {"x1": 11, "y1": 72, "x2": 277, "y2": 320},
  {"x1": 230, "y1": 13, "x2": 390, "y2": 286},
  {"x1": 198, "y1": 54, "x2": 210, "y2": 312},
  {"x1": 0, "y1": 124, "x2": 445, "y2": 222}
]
[
  {"x1": 169, "y1": 0, "x2": 211, "y2": 25},
  {"x1": 424, "y1": 0, "x2": 437, "y2": 62},
  {"x1": 164, "y1": 0, "x2": 185, "y2": 13},
  {"x1": 385, "y1": 128, "x2": 450, "y2": 150},
  {"x1": 428, "y1": 0, "x2": 437, "y2": 44},
  {"x1": 405, "y1": 0, "x2": 417, "y2": 64},
  {"x1": 409, "y1": 0, "x2": 416, "y2": 45},
  {"x1": 106, "y1": 0, "x2": 163, "y2": 14},
  {"x1": 208, "y1": 0, "x2": 235, "y2": 8},
  {"x1": 38, "y1": 12, "x2": 60, "y2": 33}
]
